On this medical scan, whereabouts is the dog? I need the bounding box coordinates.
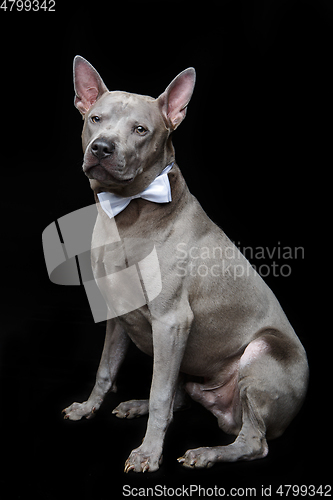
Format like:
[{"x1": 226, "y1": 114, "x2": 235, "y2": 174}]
[{"x1": 62, "y1": 56, "x2": 309, "y2": 473}]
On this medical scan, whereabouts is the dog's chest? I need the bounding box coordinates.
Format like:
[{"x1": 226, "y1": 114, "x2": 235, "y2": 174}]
[
  {"x1": 91, "y1": 209, "x2": 162, "y2": 358},
  {"x1": 117, "y1": 307, "x2": 153, "y2": 356},
  {"x1": 91, "y1": 248, "x2": 155, "y2": 356}
]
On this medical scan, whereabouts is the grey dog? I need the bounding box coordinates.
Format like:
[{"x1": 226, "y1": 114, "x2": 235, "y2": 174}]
[{"x1": 62, "y1": 56, "x2": 308, "y2": 473}]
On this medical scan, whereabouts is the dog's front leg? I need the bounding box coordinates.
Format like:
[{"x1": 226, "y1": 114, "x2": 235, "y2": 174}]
[
  {"x1": 124, "y1": 305, "x2": 193, "y2": 473},
  {"x1": 63, "y1": 319, "x2": 130, "y2": 420}
]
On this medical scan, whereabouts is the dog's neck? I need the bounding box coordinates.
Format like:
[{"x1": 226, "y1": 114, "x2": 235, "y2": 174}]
[{"x1": 94, "y1": 162, "x2": 190, "y2": 237}]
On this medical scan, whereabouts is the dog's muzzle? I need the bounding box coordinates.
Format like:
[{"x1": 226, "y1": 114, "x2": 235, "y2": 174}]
[{"x1": 90, "y1": 138, "x2": 115, "y2": 160}]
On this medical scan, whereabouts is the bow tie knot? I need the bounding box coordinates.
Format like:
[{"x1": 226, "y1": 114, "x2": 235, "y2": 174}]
[{"x1": 97, "y1": 163, "x2": 173, "y2": 219}]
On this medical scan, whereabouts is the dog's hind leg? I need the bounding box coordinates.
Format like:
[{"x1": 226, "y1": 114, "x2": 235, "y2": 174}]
[
  {"x1": 178, "y1": 388, "x2": 269, "y2": 468},
  {"x1": 63, "y1": 320, "x2": 130, "y2": 421},
  {"x1": 179, "y1": 334, "x2": 308, "y2": 468}
]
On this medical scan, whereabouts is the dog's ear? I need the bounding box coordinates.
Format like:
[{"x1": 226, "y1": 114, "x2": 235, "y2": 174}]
[
  {"x1": 158, "y1": 68, "x2": 196, "y2": 130},
  {"x1": 73, "y1": 56, "x2": 109, "y2": 116}
]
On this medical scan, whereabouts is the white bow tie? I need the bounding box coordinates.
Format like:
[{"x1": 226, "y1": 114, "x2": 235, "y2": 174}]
[{"x1": 97, "y1": 163, "x2": 173, "y2": 218}]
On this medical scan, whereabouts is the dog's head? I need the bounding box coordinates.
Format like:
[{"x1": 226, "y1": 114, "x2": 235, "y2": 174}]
[{"x1": 73, "y1": 56, "x2": 195, "y2": 195}]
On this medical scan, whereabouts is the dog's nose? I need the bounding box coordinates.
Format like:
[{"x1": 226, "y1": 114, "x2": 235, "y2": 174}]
[{"x1": 91, "y1": 139, "x2": 115, "y2": 159}]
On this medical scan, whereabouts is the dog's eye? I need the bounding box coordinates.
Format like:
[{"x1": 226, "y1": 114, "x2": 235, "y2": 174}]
[
  {"x1": 91, "y1": 116, "x2": 100, "y2": 124},
  {"x1": 135, "y1": 126, "x2": 147, "y2": 136}
]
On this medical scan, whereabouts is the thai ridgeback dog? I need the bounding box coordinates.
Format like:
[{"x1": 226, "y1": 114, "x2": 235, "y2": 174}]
[{"x1": 62, "y1": 56, "x2": 308, "y2": 473}]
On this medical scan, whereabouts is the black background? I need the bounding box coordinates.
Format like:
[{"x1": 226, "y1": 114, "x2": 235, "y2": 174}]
[{"x1": 0, "y1": 1, "x2": 329, "y2": 498}]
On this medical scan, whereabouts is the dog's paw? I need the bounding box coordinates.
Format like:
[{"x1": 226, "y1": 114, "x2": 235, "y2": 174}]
[
  {"x1": 177, "y1": 447, "x2": 216, "y2": 469},
  {"x1": 124, "y1": 446, "x2": 162, "y2": 473},
  {"x1": 112, "y1": 399, "x2": 149, "y2": 419},
  {"x1": 62, "y1": 401, "x2": 98, "y2": 421}
]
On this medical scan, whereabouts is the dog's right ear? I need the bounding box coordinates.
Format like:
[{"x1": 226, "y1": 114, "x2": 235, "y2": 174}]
[{"x1": 73, "y1": 56, "x2": 109, "y2": 117}]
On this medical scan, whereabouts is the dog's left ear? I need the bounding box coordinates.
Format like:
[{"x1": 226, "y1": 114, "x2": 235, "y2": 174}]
[{"x1": 158, "y1": 68, "x2": 196, "y2": 130}]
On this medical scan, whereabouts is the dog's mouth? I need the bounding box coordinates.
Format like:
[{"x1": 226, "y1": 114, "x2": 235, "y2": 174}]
[{"x1": 85, "y1": 164, "x2": 135, "y2": 185}]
